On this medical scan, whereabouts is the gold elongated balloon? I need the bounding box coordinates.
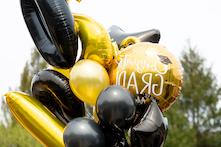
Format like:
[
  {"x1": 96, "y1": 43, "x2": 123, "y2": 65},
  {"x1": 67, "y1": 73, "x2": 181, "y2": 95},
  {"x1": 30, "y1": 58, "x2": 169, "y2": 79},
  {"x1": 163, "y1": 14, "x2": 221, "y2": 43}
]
[
  {"x1": 74, "y1": 14, "x2": 114, "y2": 69},
  {"x1": 70, "y1": 59, "x2": 110, "y2": 105},
  {"x1": 5, "y1": 92, "x2": 65, "y2": 147},
  {"x1": 109, "y1": 42, "x2": 183, "y2": 111}
]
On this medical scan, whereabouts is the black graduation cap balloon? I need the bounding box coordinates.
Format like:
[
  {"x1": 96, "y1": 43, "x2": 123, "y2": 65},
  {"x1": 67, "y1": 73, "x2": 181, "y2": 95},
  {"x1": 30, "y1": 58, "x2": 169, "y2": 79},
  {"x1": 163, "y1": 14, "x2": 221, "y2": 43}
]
[
  {"x1": 130, "y1": 100, "x2": 168, "y2": 147},
  {"x1": 109, "y1": 25, "x2": 160, "y2": 48}
]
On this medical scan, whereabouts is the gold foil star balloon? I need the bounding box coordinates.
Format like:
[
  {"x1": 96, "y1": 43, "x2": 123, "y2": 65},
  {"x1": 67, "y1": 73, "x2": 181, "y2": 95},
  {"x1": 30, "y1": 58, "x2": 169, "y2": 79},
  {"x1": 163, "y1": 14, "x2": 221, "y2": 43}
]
[{"x1": 109, "y1": 42, "x2": 183, "y2": 111}]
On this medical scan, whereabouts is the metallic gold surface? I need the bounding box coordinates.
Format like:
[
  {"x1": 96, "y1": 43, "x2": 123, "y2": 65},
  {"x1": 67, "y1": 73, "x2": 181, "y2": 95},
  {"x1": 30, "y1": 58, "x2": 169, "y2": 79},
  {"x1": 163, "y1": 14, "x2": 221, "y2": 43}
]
[
  {"x1": 112, "y1": 41, "x2": 120, "y2": 58},
  {"x1": 93, "y1": 107, "x2": 99, "y2": 123},
  {"x1": 120, "y1": 36, "x2": 140, "y2": 49},
  {"x1": 109, "y1": 42, "x2": 183, "y2": 111},
  {"x1": 67, "y1": 0, "x2": 81, "y2": 3},
  {"x1": 48, "y1": 65, "x2": 72, "y2": 79},
  {"x1": 69, "y1": 59, "x2": 110, "y2": 105},
  {"x1": 5, "y1": 92, "x2": 65, "y2": 147},
  {"x1": 74, "y1": 14, "x2": 114, "y2": 69}
]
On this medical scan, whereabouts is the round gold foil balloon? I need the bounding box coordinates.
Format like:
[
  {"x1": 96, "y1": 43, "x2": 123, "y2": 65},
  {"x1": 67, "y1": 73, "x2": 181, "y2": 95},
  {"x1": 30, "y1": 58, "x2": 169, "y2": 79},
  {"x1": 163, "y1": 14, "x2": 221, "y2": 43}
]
[
  {"x1": 70, "y1": 59, "x2": 110, "y2": 105},
  {"x1": 109, "y1": 42, "x2": 183, "y2": 111}
]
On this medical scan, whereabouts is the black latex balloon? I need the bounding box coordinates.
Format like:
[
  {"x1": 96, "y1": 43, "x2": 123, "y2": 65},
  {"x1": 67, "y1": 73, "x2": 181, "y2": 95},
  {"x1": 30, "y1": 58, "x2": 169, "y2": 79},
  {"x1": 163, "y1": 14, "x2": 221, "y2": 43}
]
[
  {"x1": 130, "y1": 100, "x2": 168, "y2": 147},
  {"x1": 31, "y1": 70, "x2": 84, "y2": 124},
  {"x1": 20, "y1": 0, "x2": 78, "y2": 68},
  {"x1": 96, "y1": 85, "x2": 136, "y2": 129},
  {"x1": 63, "y1": 117, "x2": 105, "y2": 147},
  {"x1": 99, "y1": 122, "x2": 129, "y2": 147},
  {"x1": 109, "y1": 25, "x2": 160, "y2": 47}
]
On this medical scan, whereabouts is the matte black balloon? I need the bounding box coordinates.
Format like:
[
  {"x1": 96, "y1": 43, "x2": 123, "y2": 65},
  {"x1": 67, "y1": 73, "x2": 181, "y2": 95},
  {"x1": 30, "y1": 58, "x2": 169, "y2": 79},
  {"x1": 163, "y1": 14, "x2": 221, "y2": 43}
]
[
  {"x1": 21, "y1": 0, "x2": 78, "y2": 68},
  {"x1": 96, "y1": 85, "x2": 136, "y2": 129},
  {"x1": 109, "y1": 25, "x2": 160, "y2": 47},
  {"x1": 130, "y1": 101, "x2": 168, "y2": 147},
  {"x1": 31, "y1": 70, "x2": 84, "y2": 124},
  {"x1": 63, "y1": 117, "x2": 105, "y2": 147},
  {"x1": 99, "y1": 122, "x2": 129, "y2": 147}
]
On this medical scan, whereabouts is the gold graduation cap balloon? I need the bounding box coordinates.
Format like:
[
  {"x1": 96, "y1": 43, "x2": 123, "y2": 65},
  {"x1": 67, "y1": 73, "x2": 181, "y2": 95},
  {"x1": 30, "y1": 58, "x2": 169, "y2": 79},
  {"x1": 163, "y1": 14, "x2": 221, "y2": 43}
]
[{"x1": 109, "y1": 42, "x2": 183, "y2": 111}]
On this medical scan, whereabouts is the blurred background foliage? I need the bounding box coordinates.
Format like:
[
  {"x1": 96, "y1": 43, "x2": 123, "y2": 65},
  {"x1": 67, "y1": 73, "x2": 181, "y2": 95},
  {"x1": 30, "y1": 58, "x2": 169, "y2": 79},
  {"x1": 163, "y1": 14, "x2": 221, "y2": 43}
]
[
  {"x1": 0, "y1": 43, "x2": 221, "y2": 147},
  {"x1": 0, "y1": 49, "x2": 46, "y2": 147}
]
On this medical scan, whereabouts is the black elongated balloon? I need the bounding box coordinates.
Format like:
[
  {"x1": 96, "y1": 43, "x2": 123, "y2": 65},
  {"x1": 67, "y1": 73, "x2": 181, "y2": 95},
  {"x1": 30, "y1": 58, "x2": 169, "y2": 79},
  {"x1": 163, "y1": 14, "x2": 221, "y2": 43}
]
[
  {"x1": 130, "y1": 100, "x2": 168, "y2": 147},
  {"x1": 63, "y1": 117, "x2": 105, "y2": 147},
  {"x1": 31, "y1": 70, "x2": 84, "y2": 124},
  {"x1": 20, "y1": 0, "x2": 78, "y2": 68},
  {"x1": 96, "y1": 85, "x2": 136, "y2": 129},
  {"x1": 109, "y1": 25, "x2": 160, "y2": 47}
]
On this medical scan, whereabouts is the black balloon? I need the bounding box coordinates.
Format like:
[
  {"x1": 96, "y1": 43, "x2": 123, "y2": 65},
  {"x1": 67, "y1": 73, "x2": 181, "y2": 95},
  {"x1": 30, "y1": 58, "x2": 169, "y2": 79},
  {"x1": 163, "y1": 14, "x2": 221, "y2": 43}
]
[
  {"x1": 31, "y1": 70, "x2": 84, "y2": 124},
  {"x1": 96, "y1": 85, "x2": 136, "y2": 129},
  {"x1": 109, "y1": 25, "x2": 160, "y2": 47},
  {"x1": 21, "y1": 0, "x2": 78, "y2": 68},
  {"x1": 130, "y1": 100, "x2": 168, "y2": 147},
  {"x1": 99, "y1": 122, "x2": 129, "y2": 147},
  {"x1": 63, "y1": 117, "x2": 105, "y2": 147}
]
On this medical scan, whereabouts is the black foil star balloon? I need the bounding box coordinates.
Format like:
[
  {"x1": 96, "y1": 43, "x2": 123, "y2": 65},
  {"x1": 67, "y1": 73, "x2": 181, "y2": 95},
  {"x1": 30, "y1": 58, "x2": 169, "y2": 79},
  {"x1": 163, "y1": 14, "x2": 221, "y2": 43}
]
[
  {"x1": 99, "y1": 122, "x2": 129, "y2": 147},
  {"x1": 130, "y1": 100, "x2": 168, "y2": 147}
]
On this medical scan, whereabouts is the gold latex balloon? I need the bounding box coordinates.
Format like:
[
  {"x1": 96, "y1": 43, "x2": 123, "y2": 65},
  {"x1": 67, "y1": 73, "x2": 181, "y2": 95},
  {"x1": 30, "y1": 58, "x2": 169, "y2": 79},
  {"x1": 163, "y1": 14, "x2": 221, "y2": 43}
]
[
  {"x1": 70, "y1": 59, "x2": 110, "y2": 105},
  {"x1": 74, "y1": 14, "x2": 114, "y2": 69},
  {"x1": 48, "y1": 65, "x2": 72, "y2": 79},
  {"x1": 93, "y1": 107, "x2": 99, "y2": 123},
  {"x1": 109, "y1": 42, "x2": 183, "y2": 111},
  {"x1": 5, "y1": 92, "x2": 65, "y2": 147}
]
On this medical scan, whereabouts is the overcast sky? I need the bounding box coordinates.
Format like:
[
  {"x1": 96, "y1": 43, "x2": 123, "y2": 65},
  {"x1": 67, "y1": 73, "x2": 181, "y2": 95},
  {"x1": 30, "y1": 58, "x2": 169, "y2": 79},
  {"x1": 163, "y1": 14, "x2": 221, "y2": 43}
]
[{"x1": 0, "y1": 0, "x2": 221, "y2": 98}]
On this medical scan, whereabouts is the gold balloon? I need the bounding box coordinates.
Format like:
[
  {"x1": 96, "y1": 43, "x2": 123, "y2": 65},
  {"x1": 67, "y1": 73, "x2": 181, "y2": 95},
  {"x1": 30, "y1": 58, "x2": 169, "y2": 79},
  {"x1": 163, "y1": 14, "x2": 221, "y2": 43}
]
[
  {"x1": 74, "y1": 14, "x2": 114, "y2": 69},
  {"x1": 70, "y1": 59, "x2": 110, "y2": 105},
  {"x1": 120, "y1": 36, "x2": 140, "y2": 49},
  {"x1": 93, "y1": 107, "x2": 99, "y2": 123},
  {"x1": 5, "y1": 92, "x2": 65, "y2": 147},
  {"x1": 48, "y1": 65, "x2": 72, "y2": 79},
  {"x1": 109, "y1": 42, "x2": 183, "y2": 111}
]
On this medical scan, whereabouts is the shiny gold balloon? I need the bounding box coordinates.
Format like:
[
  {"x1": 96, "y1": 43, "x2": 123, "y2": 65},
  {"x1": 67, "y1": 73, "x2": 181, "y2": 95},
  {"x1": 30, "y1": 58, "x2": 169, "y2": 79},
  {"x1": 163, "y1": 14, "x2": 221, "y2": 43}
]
[
  {"x1": 109, "y1": 42, "x2": 183, "y2": 111},
  {"x1": 5, "y1": 92, "x2": 65, "y2": 147},
  {"x1": 70, "y1": 59, "x2": 110, "y2": 105},
  {"x1": 93, "y1": 107, "x2": 99, "y2": 123},
  {"x1": 48, "y1": 65, "x2": 72, "y2": 79},
  {"x1": 74, "y1": 14, "x2": 114, "y2": 69}
]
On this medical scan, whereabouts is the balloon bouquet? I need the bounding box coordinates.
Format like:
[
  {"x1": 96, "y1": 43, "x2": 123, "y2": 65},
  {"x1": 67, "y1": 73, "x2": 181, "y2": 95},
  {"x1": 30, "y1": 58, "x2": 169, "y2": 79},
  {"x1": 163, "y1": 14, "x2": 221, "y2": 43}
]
[{"x1": 5, "y1": 0, "x2": 183, "y2": 147}]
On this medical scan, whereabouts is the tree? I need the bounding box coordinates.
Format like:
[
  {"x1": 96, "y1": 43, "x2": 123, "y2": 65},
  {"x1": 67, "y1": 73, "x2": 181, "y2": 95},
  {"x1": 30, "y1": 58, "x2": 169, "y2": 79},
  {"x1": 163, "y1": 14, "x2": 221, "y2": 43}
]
[
  {"x1": 0, "y1": 94, "x2": 11, "y2": 126},
  {"x1": 19, "y1": 49, "x2": 47, "y2": 94},
  {"x1": 164, "y1": 101, "x2": 196, "y2": 147},
  {"x1": 0, "y1": 49, "x2": 47, "y2": 147},
  {"x1": 181, "y1": 46, "x2": 221, "y2": 147},
  {"x1": 165, "y1": 44, "x2": 221, "y2": 147}
]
